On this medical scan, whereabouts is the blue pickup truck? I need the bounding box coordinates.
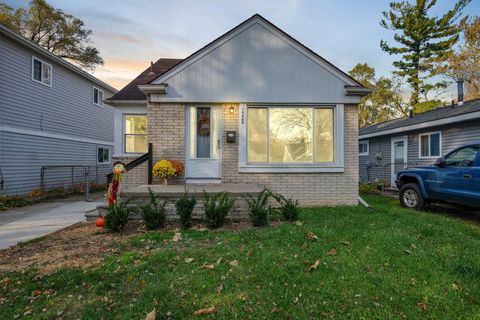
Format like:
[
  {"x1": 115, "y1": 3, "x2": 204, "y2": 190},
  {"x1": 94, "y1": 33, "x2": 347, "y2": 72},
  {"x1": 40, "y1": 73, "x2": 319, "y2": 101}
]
[{"x1": 395, "y1": 143, "x2": 480, "y2": 210}]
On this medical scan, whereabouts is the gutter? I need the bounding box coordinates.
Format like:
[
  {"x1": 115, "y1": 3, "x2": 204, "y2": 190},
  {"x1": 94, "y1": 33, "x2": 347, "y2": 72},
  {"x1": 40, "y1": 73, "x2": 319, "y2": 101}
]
[
  {"x1": 0, "y1": 25, "x2": 117, "y2": 93},
  {"x1": 104, "y1": 99, "x2": 147, "y2": 106},
  {"x1": 345, "y1": 85, "x2": 373, "y2": 96},
  {"x1": 138, "y1": 84, "x2": 168, "y2": 95}
]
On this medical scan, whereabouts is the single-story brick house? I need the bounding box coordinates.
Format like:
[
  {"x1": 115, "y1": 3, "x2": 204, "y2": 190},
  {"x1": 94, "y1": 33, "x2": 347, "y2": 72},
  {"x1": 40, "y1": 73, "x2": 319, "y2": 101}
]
[{"x1": 105, "y1": 14, "x2": 371, "y2": 206}]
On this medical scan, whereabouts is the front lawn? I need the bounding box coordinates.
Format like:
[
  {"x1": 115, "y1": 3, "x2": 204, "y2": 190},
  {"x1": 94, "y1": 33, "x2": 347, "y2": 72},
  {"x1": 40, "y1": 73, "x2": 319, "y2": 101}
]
[{"x1": 1, "y1": 195, "x2": 479, "y2": 319}]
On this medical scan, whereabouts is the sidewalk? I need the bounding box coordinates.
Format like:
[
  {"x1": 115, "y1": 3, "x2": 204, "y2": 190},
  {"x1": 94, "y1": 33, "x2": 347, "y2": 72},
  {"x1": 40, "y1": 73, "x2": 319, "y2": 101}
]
[{"x1": 0, "y1": 194, "x2": 103, "y2": 250}]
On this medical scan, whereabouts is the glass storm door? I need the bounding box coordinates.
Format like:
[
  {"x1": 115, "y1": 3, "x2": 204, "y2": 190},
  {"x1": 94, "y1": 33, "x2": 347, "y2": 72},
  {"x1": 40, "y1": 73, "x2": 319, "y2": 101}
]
[
  {"x1": 185, "y1": 106, "x2": 221, "y2": 181},
  {"x1": 391, "y1": 137, "x2": 407, "y2": 186}
]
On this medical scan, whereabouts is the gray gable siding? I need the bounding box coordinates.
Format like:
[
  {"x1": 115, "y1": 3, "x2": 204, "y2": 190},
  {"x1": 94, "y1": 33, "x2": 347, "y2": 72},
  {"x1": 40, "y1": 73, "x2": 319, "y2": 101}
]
[
  {"x1": 0, "y1": 34, "x2": 115, "y2": 142},
  {"x1": 359, "y1": 119, "x2": 480, "y2": 184},
  {"x1": 153, "y1": 22, "x2": 360, "y2": 104}
]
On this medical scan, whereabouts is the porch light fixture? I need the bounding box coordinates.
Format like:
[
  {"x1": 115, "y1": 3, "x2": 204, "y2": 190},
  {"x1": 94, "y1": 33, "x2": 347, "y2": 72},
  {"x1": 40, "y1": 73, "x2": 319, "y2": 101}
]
[{"x1": 229, "y1": 106, "x2": 234, "y2": 114}]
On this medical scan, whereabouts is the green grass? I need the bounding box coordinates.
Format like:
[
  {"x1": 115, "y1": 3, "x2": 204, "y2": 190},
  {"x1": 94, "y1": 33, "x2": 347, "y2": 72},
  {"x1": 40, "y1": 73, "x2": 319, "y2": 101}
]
[{"x1": 1, "y1": 195, "x2": 480, "y2": 319}]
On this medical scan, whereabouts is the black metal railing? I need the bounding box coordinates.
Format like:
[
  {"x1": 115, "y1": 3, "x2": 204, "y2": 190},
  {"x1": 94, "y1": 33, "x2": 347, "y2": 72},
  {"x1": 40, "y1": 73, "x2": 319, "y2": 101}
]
[{"x1": 107, "y1": 143, "x2": 153, "y2": 184}]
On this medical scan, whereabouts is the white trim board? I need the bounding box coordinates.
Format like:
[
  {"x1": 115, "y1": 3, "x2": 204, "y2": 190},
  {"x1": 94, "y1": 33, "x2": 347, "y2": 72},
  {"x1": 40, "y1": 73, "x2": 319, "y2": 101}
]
[
  {"x1": 0, "y1": 126, "x2": 113, "y2": 146},
  {"x1": 359, "y1": 111, "x2": 480, "y2": 139}
]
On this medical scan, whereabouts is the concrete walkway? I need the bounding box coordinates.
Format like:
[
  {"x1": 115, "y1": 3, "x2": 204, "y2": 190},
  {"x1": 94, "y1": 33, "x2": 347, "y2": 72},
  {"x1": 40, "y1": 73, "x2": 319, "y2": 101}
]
[{"x1": 0, "y1": 196, "x2": 103, "y2": 250}]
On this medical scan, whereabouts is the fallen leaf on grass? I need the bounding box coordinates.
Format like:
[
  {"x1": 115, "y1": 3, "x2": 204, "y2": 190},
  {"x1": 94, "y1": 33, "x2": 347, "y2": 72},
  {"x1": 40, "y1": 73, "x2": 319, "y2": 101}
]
[
  {"x1": 341, "y1": 241, "x2": 350, "y2": 246},
  {"x1": 295, "y1": 221, "x2": 303, "y2": 226},
  {"x1": 404, "y1": 249, "x2": 412, "y2": 255},
  {"x1": 172, "y1": 233, "x2": 182, "y2": 242},
  {"x1": 247, "y1": 249, "x2": 253, "y2": 257},
  {"x1": 271, "y1": 307, "x2": 280, "y2": 313},
  {"x1": 326, "y1": 248, "x2": 337, "y2": 256},
  {"x1": 32, "y1": 289, "x2": 42, "y2": 296},
  {"x1": 197, "y1": 227, "x2": 208, "y2": 232},
  {"x1": 145, "y1": 308, "x2": 156, "y2": 320},
  {"x1": 452, "y1": 283, "x2": 460, "y2": 291},
  {"x1": 194, "y1": 306, "x2": 216, "y2": 315},
  {"x1": 202, "y1": 264, "x2": 214, "y2": 269},
  {"x1": 307, "y1": 260, "x2": 320, "y2": 271},
  {"x1": 305, "y1": 231, "x2": 318, "y2": 241},
  {"x1": 417, "y1": 302, "x2": 428, "y2": 311},
  {"x1": 216, "y1": 284, "x2": 223, "y2": 293},
  {"x1": 229, "y1": 259, "x2": 239, "y2": 267},
  {"x1": 185, "y1": 258, "x2": 194, "y2": 263}
]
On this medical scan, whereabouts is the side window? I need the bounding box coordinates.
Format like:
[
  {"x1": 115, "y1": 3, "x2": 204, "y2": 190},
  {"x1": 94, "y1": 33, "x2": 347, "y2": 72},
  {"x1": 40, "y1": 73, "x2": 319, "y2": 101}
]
[
  {"x1": 31, "y1": 57, "x2": 52, "y2": 86},
  {"x1": 445, "y1": 146, "x2": 479, "y2": 167},
  {"x1": 419, "y1": 132, "x2": 441, "y2": 158},
  {"x1": 97, "y1": 147, "x2": 111, "y2": 164},
  {"x1": 359, "y1": 140, "x2": 369, "y2": 156},
  {"x1": 93, "y1": 87, "x2": 104, "y2": 106}
]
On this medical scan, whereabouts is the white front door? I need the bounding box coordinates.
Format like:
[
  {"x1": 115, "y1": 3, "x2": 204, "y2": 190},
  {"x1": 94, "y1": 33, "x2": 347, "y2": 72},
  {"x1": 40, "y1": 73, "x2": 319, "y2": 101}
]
[
  {"x1": 391, "y1": 136, "x2": 408, "y2": 186},
  {"x1": 185, "y1": 106, "x2": 221, "y2": 182}
]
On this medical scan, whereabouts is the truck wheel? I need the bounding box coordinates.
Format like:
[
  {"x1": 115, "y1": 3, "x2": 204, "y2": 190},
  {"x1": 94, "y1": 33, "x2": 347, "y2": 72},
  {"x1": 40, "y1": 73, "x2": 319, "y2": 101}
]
[{"x1": 399, "y1": 183, "x2": 425, "y2": 210}]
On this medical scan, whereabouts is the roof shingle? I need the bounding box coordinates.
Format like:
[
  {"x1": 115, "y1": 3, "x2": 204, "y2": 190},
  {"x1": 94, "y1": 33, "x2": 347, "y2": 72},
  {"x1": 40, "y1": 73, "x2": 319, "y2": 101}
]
[
  {"x1": 107, "y1": 58, "x2": 183, "y2": 101},
  {"x1": 359, "y1": 98, "x2": 480, "y2": 137}
]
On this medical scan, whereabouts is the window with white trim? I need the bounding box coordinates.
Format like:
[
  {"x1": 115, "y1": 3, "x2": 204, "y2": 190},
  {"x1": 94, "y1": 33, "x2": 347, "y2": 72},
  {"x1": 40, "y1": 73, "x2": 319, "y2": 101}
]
[
  {"x1": 239, "y1": 105, "x2": 344, "y2": 173},
  {"x1": 31, "y1": 57, "x2": 52, "y2": 86},
  {"x1": 124, "y1": 115, "x2": 147, "y2": 153},
  {"x1": 247, "y1": 107, "x2": 334, "y2": 163},
  {"x1": 419, "y1": 132, "x2": 441, "y2": 158},
  {"x1": 93, "y1": 87, "x2": 104, "y2": 106},
  {"x1": 359, "y1": 140, "x2": 369, "y2": 156},
  {"x1": 97, "y1": 147, "x2": 110, "y2": 164}
]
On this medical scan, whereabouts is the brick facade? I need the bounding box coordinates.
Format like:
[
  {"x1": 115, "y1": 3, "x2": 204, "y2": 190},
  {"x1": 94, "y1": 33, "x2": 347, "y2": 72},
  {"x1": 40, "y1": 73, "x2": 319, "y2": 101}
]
[
  {"x1": 124, "y1": 102, "x2": 359, "y2": 206},
  {"x1": 112, "y1": 156, "x2": 148, "y2": 186},
  {"x1": 220, "y1": 104, "x2": 359, "y2": 206}
]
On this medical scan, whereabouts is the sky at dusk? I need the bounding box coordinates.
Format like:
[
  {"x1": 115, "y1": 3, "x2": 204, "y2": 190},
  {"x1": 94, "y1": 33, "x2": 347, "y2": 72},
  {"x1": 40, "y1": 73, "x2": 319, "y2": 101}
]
[{"x1": 6, "y1": 0, "x2": 480, "y2": 99}]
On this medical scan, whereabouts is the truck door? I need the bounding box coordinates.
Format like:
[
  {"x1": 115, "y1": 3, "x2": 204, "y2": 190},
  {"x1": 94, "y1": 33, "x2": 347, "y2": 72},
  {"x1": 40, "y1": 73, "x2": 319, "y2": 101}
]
[
  {"x1": 471, "y1": 147, "x2": 480, "y2": 207},
  {"x1": 439, "y1": 146, "x2": 479, "y2": 204}
]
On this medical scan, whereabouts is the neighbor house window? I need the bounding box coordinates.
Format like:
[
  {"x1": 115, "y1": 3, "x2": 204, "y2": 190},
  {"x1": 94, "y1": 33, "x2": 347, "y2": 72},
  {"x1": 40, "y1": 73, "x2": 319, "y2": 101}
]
[
  {"x1": 419, "y1": 132, "x2": 441, "y2": 158},
  {"x1": 125, "y1": 115, "x2": 147, "y2": 153},
  {"x1": 247, "y1": 107, "x2": 334, "y2": 163},
  {"x1": 359, "y1": 140, "x2": 369, "y2": 156},
  {"x1": 97, "y1": 147, "x2": 110, "y2": 164},
  {"x1": 31, "y1": 57, "x2": 52, "y2": 86},
  {"x1": 93, "y1": 87, "x2": 104, "y2": 106}
]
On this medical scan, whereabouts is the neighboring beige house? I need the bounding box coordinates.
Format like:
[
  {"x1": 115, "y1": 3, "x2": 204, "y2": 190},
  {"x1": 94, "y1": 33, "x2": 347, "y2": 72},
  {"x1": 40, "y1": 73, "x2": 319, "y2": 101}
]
[{"x1": 105, "y1": 14, "x2": 371, "y2": 206}]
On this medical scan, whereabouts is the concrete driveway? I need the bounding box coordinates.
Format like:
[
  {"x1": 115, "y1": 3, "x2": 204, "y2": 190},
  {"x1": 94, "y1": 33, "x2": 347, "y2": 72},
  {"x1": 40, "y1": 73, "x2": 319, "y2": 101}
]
[{"x1": 0, "y1": 196, "x2": 102, "y2": 250}]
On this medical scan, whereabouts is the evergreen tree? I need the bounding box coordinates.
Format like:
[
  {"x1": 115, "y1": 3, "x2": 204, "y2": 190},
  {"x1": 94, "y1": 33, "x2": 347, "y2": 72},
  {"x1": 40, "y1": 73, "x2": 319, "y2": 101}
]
[{"x1": 380, "y1": 0, "x2": 470, "y2": 105}]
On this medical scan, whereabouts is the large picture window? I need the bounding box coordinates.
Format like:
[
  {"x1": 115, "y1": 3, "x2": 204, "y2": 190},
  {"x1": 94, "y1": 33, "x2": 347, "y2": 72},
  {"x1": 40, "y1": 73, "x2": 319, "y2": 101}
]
[
  {"x1": 247, "y1": 107, "x2": 334, "y2": 163},
  {"x1": 125, "y1": 115, "x2": 147, "y2": 153}
]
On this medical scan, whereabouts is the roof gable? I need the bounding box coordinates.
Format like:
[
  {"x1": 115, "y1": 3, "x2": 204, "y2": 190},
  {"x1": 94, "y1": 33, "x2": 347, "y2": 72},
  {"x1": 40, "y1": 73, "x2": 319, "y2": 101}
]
[{"x1": 150, "y1": 14, "x2": 364, "y2": 103}]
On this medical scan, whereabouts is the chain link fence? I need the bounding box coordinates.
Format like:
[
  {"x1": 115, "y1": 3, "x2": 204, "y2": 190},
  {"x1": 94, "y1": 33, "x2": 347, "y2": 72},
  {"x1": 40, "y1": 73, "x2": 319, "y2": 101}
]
[
  {"x1": 40, "y1": 165, "x2": 111, "y2": 201},
  {"x1": 362, "y1": 161, "x2": 420, "y2": 194}
]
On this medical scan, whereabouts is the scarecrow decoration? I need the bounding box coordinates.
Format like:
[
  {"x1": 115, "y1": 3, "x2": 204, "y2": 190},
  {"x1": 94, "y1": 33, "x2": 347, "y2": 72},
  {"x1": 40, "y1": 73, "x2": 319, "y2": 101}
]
[{"x1": 105, "y1": 161, "x2": 126, "y2": 206}]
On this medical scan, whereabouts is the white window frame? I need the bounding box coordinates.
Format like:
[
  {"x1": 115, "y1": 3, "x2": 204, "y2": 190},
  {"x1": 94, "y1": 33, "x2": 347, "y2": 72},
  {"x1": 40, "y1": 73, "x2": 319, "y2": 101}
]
[
  {"x1": 123, "y1": 114, "x2": 148, "y2": 154},
  {"x1": 359, "y1": 140, "x2": 369, "y2": 156},
  {"x1": 31, "y1": 56, "x2": 52, "y2": 87},
  {"x1": 418, "y1": 131, "x2": 442, "y2": 159},
  {"x1": 97, "y1": 146, "x2": 111, "y2": 164},
  {"x1": 238, "y1": 104, "x2": 344, "y2": 173},
  {"x1": 93, "y1": 87, "x2": 104, "y2": 107}
]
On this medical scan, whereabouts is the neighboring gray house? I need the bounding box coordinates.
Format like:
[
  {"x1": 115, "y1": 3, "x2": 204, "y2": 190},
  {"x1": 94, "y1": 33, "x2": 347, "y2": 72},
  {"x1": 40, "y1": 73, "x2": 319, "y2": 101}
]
[
  {"x1": 0, "y1": 25, "x2": 117, "y2": 195},
  {"x1": 359, "y1": 98, "x2": 480, "y2": 187}
]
